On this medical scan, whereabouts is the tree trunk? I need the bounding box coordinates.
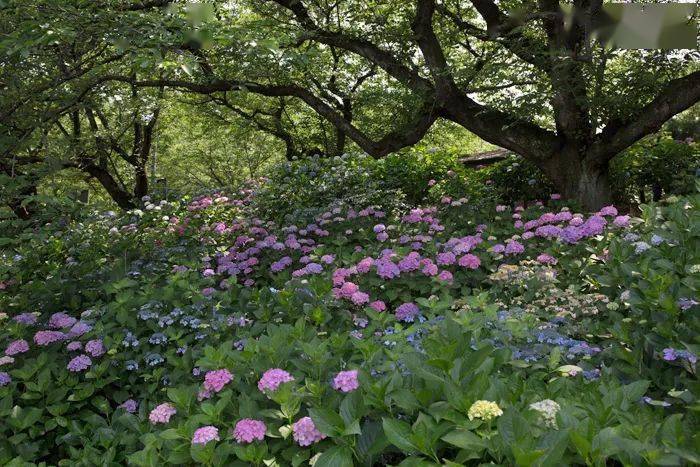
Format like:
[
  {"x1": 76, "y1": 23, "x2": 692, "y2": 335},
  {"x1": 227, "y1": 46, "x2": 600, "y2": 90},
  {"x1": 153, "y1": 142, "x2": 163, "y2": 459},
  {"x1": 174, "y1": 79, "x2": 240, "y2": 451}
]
[
  {"x1": 134, "y1": 165, "x2": 148, "y2": 199},
  {"x1": 83, "y1": 165, "x2": 136, "y2": 210},
  {"x1": 543, "y1": 150, "x2": 613, "y2": 211}
]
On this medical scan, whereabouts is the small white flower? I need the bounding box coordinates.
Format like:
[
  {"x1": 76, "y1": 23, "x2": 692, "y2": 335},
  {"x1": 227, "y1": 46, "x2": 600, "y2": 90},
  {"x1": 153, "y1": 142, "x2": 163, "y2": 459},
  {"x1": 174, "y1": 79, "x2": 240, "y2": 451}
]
[{"x1": 529, "y1": 399, "x2": 561, "y2": 428}]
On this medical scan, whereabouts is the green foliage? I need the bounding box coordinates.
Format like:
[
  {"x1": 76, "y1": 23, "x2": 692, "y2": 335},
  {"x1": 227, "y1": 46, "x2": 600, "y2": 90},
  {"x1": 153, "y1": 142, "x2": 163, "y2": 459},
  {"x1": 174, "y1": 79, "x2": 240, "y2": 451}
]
[
  {"x1": 0, "y1": 180, "x2": 698, "y2": 464},
  {"x1": 610, "y1": 135, "x2": 699, "y2": 206},
  {"x1": 251, "y1": 151, "x2": 557, "y2": 224}
]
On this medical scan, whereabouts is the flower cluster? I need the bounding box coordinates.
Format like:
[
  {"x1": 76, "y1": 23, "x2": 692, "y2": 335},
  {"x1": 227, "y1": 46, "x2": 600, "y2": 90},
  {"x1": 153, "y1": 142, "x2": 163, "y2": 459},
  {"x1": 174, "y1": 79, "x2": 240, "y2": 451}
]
[
  {"x1": 529, "y1": 399, "x2": 561, "y2": 428},
  {"x1": 292, "y1": 417, "x2": 326, "y2": 446},
  {"x1": 203, "y1": 369, "x2": 234, "y2": 393},
  {"x1": 149, "y1": 403, "x2": 177, "y2": 424},
  {"x1": 332, "y1": 370, "x2": 359, "y2": 392},
  {"x1": 258, "y1": 368, "x2": 294, "y2": 392},
  {"x1": 467, "y1": 400, "x2": 503, "y2": 421},
  {"x1": 5, "y1": 339, "x2": 29, "y2": 356},
  {"x1": 232, "y1": 419, "x2": 266, "y2": 444},
  {"x1": 192, "y1": 426, "x2": 220, "y2": 445},
  {"x1": 67, "y1": 354, "x2": 91, "y2": 372}
]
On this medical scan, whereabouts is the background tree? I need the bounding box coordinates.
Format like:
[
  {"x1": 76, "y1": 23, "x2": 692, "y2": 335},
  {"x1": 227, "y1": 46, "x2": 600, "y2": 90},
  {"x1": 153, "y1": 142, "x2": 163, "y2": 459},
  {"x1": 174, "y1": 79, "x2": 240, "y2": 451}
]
[
  {"x1": 2, "y1": 0, "x2": 698, "y2": 211},
  {"x1": 96, "y1": 0, "x2": 697, "y2": 208}
]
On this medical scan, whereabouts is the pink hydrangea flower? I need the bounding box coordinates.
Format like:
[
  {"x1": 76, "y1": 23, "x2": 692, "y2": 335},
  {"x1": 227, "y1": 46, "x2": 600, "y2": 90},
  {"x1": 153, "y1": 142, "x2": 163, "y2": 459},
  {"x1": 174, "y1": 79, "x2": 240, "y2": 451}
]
[
  {"x1": 258, "y1": 368, "x2": 294, "y2": 392},
  {"x1": 67, "y1": 354, "x2": 91, "y2": 372},
  {"x1": 613, "y1": 215, "x2": 630, "y2": 227},
  {"x1": 369, "y1": 300, "x2": 386, "y2": 312},
  {"x1": 421, "y1": 261, "x2": 438, "y2": 276},
  {"x1": 292, "y1": 417, "x2": 326, "y2": 446},
  {"x1": 149, "y1": 403, "x2": 176, "y2": 424},
  {"x1": 203, "y1": 369, "x2": 233, "y2": 393},
  {"x1": 337, "y1": 282, "x2": 359, "y2": 298},
  {"x1": 232, "y1": 419, "x2": 266, "y2": 443},
  {"x1": 5, "y1": 339, "x2": 29, "y2": 356},
  {"x1": 350, "y1": 291, "x2": 370, "y2": 305},
  {"x1": 598, "y1": 205, "x2": 618, "y2": 217},
  {"x1": 458, "y1": 254, "x2": 481, "y2": 269},
  {"x1": 192, "y1": 426, "x2": 220, "y2": 445},
  {"x1": 490, "y1": 244, "x2": 505, "y2": 254},
  {"x1": 536, "y1": 254, "x2": 557, "y2": 265},
  {"x1": 356, "y1": 257, "x2": 374, "y2": 273},
  {"x1": 332, "y1": 370, "x2": 359, "y2": 392},
  {"x1": 438, "y1": 270, "x2": 453, "y2": 283}
]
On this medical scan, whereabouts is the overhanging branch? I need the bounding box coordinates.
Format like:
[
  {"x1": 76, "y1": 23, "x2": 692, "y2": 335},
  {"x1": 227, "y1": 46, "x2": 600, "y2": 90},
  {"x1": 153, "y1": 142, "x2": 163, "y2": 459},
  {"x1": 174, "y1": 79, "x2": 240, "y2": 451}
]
[{"x1": 589, "y1": 70, "x2": 700, "y2": 165}]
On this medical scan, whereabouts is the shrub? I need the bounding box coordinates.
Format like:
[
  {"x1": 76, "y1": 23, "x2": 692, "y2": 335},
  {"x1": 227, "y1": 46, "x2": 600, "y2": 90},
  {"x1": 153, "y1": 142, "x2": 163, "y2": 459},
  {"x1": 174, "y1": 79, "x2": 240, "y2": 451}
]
[
  {"x1": 0, "y1": 179, "x2": 698, "y2": 465},
  {"x1": 610, "y1": 135, "x2": 699, "y2": 206}
]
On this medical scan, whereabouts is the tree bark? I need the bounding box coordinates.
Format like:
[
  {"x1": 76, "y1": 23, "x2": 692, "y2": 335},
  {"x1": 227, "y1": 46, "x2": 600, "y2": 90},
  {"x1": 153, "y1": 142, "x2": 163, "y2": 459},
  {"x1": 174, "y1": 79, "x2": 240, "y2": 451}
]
[
  {"x1": 82, "y1": 164, "x2": 136, "y2": 210},
  {"x1": 542, "y1": 148, "x2": 613, "y2": 210}
]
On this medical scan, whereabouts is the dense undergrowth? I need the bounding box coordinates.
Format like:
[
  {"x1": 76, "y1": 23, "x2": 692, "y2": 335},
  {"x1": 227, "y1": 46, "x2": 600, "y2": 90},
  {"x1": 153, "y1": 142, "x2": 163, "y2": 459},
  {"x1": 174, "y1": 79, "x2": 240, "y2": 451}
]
[{"x1": 0, "y1": 159, "x2": 698, "y2": 466}]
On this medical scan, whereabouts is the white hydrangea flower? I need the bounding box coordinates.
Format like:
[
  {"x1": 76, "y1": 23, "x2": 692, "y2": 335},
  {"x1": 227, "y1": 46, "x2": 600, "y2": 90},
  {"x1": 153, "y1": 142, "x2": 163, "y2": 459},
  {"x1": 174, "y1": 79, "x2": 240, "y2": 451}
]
[{"x1": 529, "y1": 399, "x2": 561, "y2": 428}]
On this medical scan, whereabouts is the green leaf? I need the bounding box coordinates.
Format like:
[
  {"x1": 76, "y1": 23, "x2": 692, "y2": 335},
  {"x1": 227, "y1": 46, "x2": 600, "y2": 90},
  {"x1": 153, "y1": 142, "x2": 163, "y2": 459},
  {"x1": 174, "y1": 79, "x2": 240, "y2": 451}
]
[
  {"x1": 159, "y1": 429, "x2": 183, "y2": 440},
  {"x1": 382, "y1": 418, "x2": 418, "y2": 453},
  {"x1": 441, "y1": 429, "x2": 485, "y2": 451},
  {"x1": 313, "y1": 445, "x2": 353, "y2": 467},
  {"x1": 309, "y1": 408, "x2": 345, "y2": 437}
]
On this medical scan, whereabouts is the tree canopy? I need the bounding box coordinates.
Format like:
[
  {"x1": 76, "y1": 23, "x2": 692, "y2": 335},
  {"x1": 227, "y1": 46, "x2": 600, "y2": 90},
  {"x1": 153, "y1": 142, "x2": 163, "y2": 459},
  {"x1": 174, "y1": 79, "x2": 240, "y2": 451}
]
[{"x1": 1, "y1": 0, "x2": 698, "y2": 211}]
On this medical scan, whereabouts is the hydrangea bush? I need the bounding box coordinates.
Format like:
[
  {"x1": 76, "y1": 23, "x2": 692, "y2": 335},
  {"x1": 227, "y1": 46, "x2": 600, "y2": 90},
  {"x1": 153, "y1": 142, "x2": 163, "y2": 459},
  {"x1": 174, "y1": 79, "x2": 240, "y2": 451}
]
[{"x1": 0, "y1": 174, "x2": 697, "y2": 465}]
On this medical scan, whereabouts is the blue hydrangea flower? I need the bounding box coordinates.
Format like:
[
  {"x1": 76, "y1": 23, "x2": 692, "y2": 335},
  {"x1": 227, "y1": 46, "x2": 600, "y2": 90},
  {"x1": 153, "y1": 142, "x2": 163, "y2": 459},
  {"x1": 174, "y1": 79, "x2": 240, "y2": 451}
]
[
  {"x1": 145, "y1": 353, "x2": 164, "y2": 366},
  {"x1": 125, "y1": 360, "x2": 139, "y2": 371},
  {"x1": 122, "y1": 332, "x2": 139, "y2": 348},
  {"x1": 149, "y1": 333, "x2": 167, "y2": 345}
]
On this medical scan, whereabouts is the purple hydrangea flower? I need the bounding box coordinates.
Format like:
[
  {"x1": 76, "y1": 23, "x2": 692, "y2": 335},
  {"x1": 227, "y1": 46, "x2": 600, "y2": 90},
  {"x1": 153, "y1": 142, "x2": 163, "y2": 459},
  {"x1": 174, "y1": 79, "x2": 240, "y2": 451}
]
[
  {"x1": 85, "y1": 339, "x2": 105, "y2": 357},
  {"x1": 67, "y1": 354, "x2": 92, "y2": 372},
  {"x1": 119, "y1": 399, "x2": 138, "y2": 413},
  {"x1": 0, "y1": 372, "x2": 11, "y2": 386},
  {"x1": 395, "y1": 302, "x2": 420, "y2": 322},
  {"x1": 5, "y1": 339, "x2": 29, "y2": 356}
]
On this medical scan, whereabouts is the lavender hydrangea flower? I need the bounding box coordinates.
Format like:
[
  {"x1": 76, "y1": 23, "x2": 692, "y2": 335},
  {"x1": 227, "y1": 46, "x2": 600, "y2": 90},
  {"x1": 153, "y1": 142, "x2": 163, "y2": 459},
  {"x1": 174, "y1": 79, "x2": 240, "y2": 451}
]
[
  {"x1": 67, "y1": 354, "x2": 92, "y2": 372},
  {"x1": 119, "y1": 399, "x2": 138, "y2": 413},
  {"x1": 395, "y1": 302, "x2": 420, "y2": 322},
  {"x1": 192, "y1": 426, "x2": 219, "y2": 445},
  {"x1": 0, "y1": 372, "x2": 11, "y2": 386}
]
